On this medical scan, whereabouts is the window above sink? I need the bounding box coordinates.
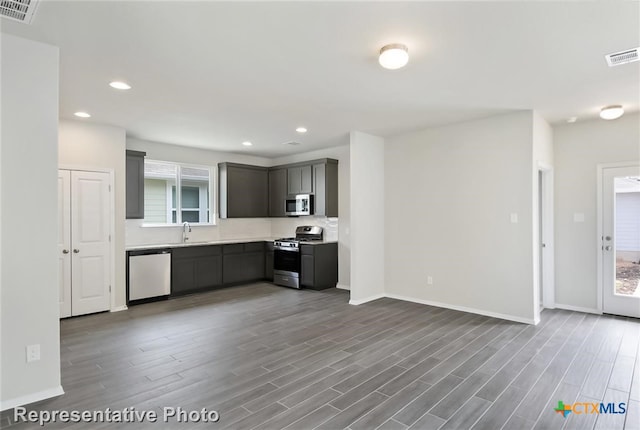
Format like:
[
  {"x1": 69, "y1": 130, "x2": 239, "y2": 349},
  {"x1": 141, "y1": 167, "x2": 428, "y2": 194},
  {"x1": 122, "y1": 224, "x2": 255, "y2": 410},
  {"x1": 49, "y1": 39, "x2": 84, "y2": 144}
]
[{"x1": 143, "y1": 160, "x2": 213, "y2": 225}]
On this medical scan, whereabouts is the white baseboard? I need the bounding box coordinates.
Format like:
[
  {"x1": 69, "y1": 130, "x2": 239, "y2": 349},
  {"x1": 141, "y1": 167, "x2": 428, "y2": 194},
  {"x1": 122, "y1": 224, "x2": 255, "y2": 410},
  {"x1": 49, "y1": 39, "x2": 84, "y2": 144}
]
[
  {"x1": 349, "y1": 293, "x2": 385, "y2": 305},
  {"x1": 336, "y1": 283, "x2": 350, "y2": 291},
  {"x1": 0, "y1": 385, "x2": 64, "y2": 411},
  {"x1": 110, "y1": 305, "x2": 128, "y2": 313},
  {"x1": 554, "y1": 303, "x2": 602, "y2": 315},
  {"x1": 384, "y1": 293, "x2": 537, "y2": 325}
]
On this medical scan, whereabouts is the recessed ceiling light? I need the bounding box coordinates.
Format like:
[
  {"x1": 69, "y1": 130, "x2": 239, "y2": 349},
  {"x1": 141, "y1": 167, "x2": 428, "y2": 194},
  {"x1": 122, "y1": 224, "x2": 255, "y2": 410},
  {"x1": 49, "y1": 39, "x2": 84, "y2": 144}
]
[
  {"x1": 379, "y1": 44, "x2": 409, "y2": 70},
  {"x1": 109, "y1": 81, "x2": 131, "y2": 90},
  {"x1": 242, "y1": 141, "x2": 253, "y2": 146},
  {"x1": 296, "y1": 127, "x2": 308, "y2": 133},
  {"x1": 567, "y1": 117, "x2": 578, "y2": 123},
  {"x1": 74, "y1": 111, "x2": 91, "y2": 118},
  {"x1": 600, "y1": 105, "x2": 624, "y2": 120}
]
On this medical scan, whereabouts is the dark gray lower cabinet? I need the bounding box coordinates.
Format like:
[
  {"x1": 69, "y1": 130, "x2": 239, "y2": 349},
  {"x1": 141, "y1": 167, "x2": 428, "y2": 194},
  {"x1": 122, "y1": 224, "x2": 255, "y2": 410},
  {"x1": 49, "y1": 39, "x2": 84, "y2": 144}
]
[
  {"x1": 265, "y1": 241, "x2": 274, "y2": 281},
  {"x1": 300, "y1": 243, "x2": 338, "y2": 290},
  {"x1": 222, "y1": 242, "x2": 265, "y2": 285},
  {"x1": 171, "y1": 245, "x2": 223, "y2": 295}
]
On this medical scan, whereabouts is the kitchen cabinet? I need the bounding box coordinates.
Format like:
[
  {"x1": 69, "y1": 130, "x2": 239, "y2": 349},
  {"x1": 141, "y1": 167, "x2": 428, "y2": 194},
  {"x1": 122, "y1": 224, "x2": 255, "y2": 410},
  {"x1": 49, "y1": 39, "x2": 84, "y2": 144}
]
[
  {"x1": 287, "y1": 165, "x2": 313, "y2": 195},
  {"x1": 300, "y1": 243, "x2": 338, "y2": 290},
  {"x1": 125, "y1": 150, "x2": 146, "y2": 219},
  {"x1": 171, "y1": 245, "x2": 222, "y2": 295},
  {"x1": 312, "y1": 160, "x2": 339, "y2": 217},
  {"x1": 265, "y1": 241, "x2": 274, "y2": 281},
  {"x1": 269, "y1": 168, "x2": 287, "y2": 217},
  {"x1": 219, "y1": 163, "x2": 269, "y2": 218},
  {"x1": 222, "y1": 242, "x2": 265, "y2": 284}
]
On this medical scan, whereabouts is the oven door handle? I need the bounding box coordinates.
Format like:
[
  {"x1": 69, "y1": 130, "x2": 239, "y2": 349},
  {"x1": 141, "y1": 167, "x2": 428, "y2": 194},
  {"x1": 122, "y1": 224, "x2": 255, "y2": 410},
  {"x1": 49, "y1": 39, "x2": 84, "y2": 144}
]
[{"x1": 274, "y1": 246, "x2": 299, "y2": 252}]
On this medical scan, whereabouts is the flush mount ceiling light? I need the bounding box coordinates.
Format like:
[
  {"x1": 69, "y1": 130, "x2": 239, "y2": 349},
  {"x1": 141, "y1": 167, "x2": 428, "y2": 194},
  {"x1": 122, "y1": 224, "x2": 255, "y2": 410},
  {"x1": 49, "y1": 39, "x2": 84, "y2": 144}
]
[
  {"x1": 296, "y1": 127, "x2": 307, "y2": 133},
  {"x1": 379, "y1": 44, "x2": 409, "y2": 70},
  {"x1": 567, "y1": 117, "x2": 578, "y2": 123},
  {"x1": 109, "y1": 81, "x2": 132, "y2": 90},
  {"x1": 242, "y1": 141, "x2": 253, "y2": 146},
  {"x1": 600, "y1": 105, "x2": 624, "y2": 120},
  {"x1": 74, "y1": 111, "x2": 91, "y2": 118}
]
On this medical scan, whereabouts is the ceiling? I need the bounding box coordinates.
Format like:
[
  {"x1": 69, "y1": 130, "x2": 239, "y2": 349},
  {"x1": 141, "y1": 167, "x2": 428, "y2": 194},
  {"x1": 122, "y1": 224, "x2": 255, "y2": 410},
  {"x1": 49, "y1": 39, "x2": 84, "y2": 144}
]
[{"x1": 3, "y1": 1, "x2": 639, "y2": 157}]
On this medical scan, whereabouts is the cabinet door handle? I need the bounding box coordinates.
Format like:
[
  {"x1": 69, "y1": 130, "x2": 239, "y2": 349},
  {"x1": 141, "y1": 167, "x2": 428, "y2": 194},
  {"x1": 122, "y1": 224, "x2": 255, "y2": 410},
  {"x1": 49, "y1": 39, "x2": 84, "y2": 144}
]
[
  {"x1": 62, "y1": 249, "x2": 69, "y2": 254},
  {"x1": 73, "y1": 249, "x2": 80, "y2": 253}
]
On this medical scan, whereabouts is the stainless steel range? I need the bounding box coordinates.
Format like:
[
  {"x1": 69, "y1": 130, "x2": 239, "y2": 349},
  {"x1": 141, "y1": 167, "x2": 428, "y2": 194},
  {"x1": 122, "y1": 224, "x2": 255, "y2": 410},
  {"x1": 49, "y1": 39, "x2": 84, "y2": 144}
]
[{"x1": 273, "y1": 226, "x2": 323, "y2": 288}]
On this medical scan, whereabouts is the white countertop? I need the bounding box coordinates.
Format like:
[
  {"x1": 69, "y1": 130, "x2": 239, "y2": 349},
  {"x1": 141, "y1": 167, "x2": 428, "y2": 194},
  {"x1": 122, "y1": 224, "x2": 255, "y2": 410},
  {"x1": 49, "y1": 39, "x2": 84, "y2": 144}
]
[{"x1": 126, "y1": 237, "x2": 337, "y2": 251}]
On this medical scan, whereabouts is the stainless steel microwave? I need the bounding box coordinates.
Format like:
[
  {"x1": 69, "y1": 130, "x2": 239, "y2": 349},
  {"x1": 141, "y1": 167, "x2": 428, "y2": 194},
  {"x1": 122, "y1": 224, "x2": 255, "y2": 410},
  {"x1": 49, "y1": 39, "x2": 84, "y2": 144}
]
[{"x1": 285, "y1": 194, "x2": 313, "y2": 216}]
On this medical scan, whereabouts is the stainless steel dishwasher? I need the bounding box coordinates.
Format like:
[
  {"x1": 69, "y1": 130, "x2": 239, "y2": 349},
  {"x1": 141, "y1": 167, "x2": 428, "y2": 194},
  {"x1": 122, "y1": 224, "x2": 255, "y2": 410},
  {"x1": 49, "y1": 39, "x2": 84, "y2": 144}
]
[{"x1": 127, "y1": 249, "x2": 171, "y2": 304}]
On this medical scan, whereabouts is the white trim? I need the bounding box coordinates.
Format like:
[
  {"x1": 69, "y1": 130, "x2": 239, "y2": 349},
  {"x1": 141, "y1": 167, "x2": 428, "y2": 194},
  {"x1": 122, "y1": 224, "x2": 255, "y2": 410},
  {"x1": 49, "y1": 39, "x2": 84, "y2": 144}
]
[
  {"x1": 336, "y1": 283, "x2": 350, "y2": 291},
  {"x1": 349, "y1": 293, "x2": 385, "y2": 305},
  {"x1": 0, "y1": 385, "x2": 64, "y2": 411},
  {"x1": 596, "y1": 161, "x2": 640, "y2": 314},
  {"x1": 110, "y1": 305, "x2": 128, "y2": 313},
  {"x1": 537, "y1": 164, "x2": 555, "y2": 310},
  {"x1": 384, "y1": 293, "x2": 537, "y2": 325},
  {"x1": 554, "y1": 303, "x2": 602, "y2": 315}
]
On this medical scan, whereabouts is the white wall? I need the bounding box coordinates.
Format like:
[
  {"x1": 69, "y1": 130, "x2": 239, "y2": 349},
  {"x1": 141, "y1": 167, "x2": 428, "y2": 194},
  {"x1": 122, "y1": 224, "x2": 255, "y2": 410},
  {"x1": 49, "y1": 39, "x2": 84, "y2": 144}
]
[
  {"x1": 384, "y1": 112, "x2": 536, "y2": 323},
  {"x1": 1, "y1": 35, "x2": 62, "y2": 410},
  {"x1": 350, "y1": 131, "x2": 385, "y2": 303},
  {"x1": 59, "y1": 120, "x2": 127, "y2": 310},
  {"x1": 554, "y1": 113, "x2": 640, "y2": 311},
  {"x1": 271, "y1": 144, "x2": 350, "y2": 288}
]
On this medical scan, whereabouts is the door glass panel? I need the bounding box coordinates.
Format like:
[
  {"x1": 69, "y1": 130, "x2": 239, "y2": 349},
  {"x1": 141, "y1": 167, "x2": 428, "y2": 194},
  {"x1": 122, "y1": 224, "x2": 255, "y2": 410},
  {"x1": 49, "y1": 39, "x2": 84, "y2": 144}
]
[{"x1": 614, "y1": 176, "x2": 640, "y2": 296}]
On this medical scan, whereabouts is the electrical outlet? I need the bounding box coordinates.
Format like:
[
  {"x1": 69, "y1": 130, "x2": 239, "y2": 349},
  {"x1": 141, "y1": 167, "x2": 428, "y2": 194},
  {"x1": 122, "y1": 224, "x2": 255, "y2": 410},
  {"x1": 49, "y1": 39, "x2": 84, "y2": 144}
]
[
  {"x1": 26, "y1": 344, "x2": 40, "y2": 363},
  {"x1": 427, "y1": 276, "x2": 433, "y2": 285}
]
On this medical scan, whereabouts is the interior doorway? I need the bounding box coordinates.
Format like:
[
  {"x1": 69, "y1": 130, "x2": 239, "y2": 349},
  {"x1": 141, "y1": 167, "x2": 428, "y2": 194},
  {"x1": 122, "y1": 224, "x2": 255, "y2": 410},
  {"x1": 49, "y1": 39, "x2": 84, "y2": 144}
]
[{"x1": 537, "y1": 165, "x2": 555, "y2": 313}]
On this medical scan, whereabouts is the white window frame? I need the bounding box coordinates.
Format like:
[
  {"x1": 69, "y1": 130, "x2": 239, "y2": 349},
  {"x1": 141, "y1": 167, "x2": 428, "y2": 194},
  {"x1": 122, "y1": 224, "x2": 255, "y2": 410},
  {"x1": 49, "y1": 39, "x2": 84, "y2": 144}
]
[{"x1": 143, "y1": 159, "x2": 215, "y2": 226}]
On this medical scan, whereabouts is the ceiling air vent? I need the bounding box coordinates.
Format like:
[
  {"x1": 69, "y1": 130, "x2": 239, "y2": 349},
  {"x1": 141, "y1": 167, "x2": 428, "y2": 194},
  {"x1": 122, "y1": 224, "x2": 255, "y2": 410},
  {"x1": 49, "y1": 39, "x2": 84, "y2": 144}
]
[
  {"x1": 605, "y1": 47, "x2": 640, "y2": 67},
  {"x1": 282, "y1": 141, "x2": 301, "y2": 146},
  {"x1": 0, "y1": 0, "x2": 39, "y2": 24}
]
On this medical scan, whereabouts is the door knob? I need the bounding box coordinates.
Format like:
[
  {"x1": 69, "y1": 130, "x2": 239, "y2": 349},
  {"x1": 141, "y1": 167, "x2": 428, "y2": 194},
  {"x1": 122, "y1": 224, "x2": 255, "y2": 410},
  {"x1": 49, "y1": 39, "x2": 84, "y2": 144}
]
[
  {"x1": 605, "y1": 236, "x2": 612, "y2": 241},
  {"x1": 605, "y1": 246, "x2": 612, "y2": 251},
  {"x1": 62, "y1": 249, "x2": 69, "y2": 254},
  {"x1": 73, "y1": 249, "x2": 80, "y2": 253}
]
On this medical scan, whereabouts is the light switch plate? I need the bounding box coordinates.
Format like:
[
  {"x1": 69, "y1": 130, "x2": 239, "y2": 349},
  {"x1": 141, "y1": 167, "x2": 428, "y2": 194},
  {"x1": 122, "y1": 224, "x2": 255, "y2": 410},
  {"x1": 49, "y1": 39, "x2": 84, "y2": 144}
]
[
  {"x1": 26, "y1": 344, "x2": 40, "y2": 363},
  {"x1": 510, "y1": 213, "x2": 518, "y2": 223},
  {"x1": 573, "y1": 213, "x2": 585, "y2": 222}
]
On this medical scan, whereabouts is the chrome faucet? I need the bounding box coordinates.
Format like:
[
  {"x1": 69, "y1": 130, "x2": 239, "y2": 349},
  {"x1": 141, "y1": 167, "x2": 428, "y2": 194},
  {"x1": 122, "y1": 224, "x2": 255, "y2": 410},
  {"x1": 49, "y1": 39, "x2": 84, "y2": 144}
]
[{"x1": 182, "y1": 221, "x2": 191, "y2": 243}]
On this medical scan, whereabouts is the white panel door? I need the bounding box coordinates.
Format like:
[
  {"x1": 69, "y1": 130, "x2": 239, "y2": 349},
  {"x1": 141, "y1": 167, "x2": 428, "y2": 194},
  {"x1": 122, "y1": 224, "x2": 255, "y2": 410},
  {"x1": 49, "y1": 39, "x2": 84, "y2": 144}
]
[
  {"x1": 70, "y1": 170, "x2": 111, "y2": 316},
  {"x1": 602, "y1": 165, "x2": 640, "y2": 318},
  {"x1": 58, "y1": 170, "x2": 72, "y2": 318}
]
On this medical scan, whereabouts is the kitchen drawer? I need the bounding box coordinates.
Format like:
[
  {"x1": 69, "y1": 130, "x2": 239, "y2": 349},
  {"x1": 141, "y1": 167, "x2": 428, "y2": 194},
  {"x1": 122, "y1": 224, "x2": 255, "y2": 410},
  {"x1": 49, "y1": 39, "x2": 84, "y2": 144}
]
[
  {"x1": 222, "y1": 243, "x2": 244, "y2": 254},
  {"x1": 172, "y1": 245, "x2": 221, "y2": 259},
  {"x1": 244, "y1": 242, "x2": 265, "y2": 253},
  {"x1": 300, "y1": 244, "x2": 314, "y2": 255}
]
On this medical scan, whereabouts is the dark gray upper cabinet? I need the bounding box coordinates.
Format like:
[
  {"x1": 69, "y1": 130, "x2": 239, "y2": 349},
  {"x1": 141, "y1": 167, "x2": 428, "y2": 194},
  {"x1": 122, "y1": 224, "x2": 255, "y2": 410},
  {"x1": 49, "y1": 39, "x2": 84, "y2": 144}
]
[
  {"x1": 219, "y1": 163, "x2": 269, "y2": 218},
  {"x1": 125, "y1": 150, "x2": 146, "y2": 219},
  {"x1": 312, "y1": 160, "x2": 338, "y2": 217},
  {"x1": 287, "y1": 165, "x2": 313, "y2": 195},
  {"x1": 268, "y1": 168, "x2": 287, "y2": 217}
]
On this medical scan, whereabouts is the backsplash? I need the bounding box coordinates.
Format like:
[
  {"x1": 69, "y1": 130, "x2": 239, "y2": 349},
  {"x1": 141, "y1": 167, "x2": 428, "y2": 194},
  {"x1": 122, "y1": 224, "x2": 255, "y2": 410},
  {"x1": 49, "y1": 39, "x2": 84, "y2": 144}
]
[
  {"x1": 271, "y1": 216, "x2": 339, "y2": 241},
  {"x1": 125, "y1": 216, "x2": 338, "y2": 246}
]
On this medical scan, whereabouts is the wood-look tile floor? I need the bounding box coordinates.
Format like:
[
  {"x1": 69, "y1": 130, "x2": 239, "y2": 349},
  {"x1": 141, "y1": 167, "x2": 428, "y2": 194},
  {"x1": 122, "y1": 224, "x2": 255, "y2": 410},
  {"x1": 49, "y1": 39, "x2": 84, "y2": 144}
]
[{"x1": 1, "y1": 283, "x2": 639, "y2": 429}]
